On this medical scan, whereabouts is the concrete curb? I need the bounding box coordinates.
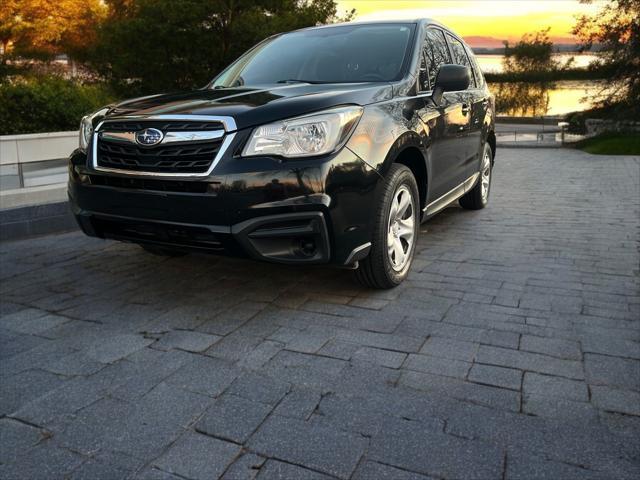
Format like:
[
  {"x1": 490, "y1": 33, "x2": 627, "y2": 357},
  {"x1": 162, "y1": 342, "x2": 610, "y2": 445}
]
[{"x1": 0, "y1": 201, "x2": 77, "y2": 242}]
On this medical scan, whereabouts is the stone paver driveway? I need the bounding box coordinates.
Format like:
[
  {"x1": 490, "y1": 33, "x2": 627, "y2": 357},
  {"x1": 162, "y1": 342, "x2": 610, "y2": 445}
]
[{"x1": 1, "y1": 148, "x2": 639, "y2": 480}]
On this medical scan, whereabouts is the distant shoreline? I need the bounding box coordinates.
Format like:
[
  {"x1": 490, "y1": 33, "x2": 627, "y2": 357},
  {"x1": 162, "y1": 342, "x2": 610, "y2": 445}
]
[{"x1": 485, "y1": 66, "x2": 611, "y2": 83}]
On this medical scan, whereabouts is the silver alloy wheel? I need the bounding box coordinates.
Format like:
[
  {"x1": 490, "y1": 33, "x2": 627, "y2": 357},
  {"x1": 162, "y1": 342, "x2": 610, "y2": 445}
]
[
  {"x1": 387, "y1": 185, "x2": 415, "y2": 271},
  {"x1": 481, "y1": 148, "x2": 492, "y2": 202}
]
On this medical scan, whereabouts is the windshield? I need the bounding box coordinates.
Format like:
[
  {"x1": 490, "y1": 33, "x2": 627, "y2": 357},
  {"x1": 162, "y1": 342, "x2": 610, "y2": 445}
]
[{"x1": 211, "y1": 23, "x2": 416, "y2": 87}]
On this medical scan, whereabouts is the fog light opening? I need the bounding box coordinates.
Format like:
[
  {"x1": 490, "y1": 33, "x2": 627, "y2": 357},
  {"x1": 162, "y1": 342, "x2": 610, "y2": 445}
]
[{"x1": 295, "y1": 237, "x2": 317, "y2": 258}]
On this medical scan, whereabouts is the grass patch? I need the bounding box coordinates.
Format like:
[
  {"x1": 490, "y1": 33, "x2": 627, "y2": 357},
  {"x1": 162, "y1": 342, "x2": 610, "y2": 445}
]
[{"x1": 576, "y1": 133, "x2": 640, "y2": 155}]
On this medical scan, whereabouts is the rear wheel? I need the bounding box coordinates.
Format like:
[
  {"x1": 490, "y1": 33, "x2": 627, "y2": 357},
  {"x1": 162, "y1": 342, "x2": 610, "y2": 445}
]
[
  {"x1": 140, "y1": 244, "x2": 188, "y2": 257},
  {"x1": 459, "y1": 142, "x2": 493, "y2": 210},
  {"x1": 355, "y1": 164, "x2": 419, "y2": 289}
]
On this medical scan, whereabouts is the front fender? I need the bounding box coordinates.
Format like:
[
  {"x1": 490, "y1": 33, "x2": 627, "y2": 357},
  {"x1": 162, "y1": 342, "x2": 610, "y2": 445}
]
[{"x1": 346, "y1": 102, "x2": 429, "y2": 175}]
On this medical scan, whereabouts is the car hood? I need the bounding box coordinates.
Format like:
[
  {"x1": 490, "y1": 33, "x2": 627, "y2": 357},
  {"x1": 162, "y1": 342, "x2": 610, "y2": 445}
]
[{"x1": 103, "y1": 83, "x2": 394, "y2": 131}]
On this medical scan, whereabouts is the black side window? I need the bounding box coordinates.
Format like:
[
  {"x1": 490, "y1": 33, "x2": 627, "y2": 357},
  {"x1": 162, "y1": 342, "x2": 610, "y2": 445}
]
[
  {"x1": 467, "y1": 48, "x2": 484, "y2": 88},
  {"x1": 446, "y1": 34, "x2": 476, "y2": 89},
  {"x1": 420, "y1": 29, "x2": 451, "y2": 91}
]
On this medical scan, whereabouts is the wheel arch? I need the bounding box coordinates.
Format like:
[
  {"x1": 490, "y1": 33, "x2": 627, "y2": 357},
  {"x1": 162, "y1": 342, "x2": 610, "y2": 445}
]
[{"x1": 379, "y1": 132, "x2": 429, "y2": 213}]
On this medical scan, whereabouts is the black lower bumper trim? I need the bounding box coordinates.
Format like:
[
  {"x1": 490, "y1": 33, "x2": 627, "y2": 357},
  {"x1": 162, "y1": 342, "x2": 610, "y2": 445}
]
[
  {"x1": 232, "y1": 212, "x2": 330, "y2": 264},
  {"x1": 76, "y1": 211, "x2": 331, "y2": 264}
]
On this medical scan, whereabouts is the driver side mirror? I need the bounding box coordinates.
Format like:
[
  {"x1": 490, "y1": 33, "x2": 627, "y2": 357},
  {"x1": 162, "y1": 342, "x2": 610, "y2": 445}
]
[{"x1": 432, "y1": 64, "x2": 471, "y2": 106}]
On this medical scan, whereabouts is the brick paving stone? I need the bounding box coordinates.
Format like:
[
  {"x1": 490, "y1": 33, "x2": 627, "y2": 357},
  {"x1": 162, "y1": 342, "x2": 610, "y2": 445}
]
[
  {"x1": 480, "y1": 329, "x2": 520, "y2": 349},
  {"x1": 506, "y1": 449, "x2": 609, "y2": 480},
  {"x1": 196, "y1": 394, "x2": 272, "y2": 443},
  {"x1": 165, "y1": 355, "x2": 240, "y2": 397},
  {"x1": 153, "y1": 330, "x2": 222, "y2": 353},
  {"x1": 236, "y1": 340, "x2": 284, "y2": 370},
  {"x1": 153, "y1": 432, "x2": 241, "y2": 480},
  {"x1": 1, "y1": 149, "x2": 639, "y2": 478},
  {"x1": 445, "y1": 404, "x2": 638, "y2": 474},
  {"x1": 419, "y1": 337, "x2": 479, "y2": 361},
  {"x1": 405, "y1": 353, "x2": 472, "y2": 379},
  {"x1": 368, "y1": 418, "x2": 503, "y2": 479},
  {"x1": 352, "y1": 461, "x2": 436, "y2": 480},
  {"x1": 523, "y1": 372, "x2": 589, "y2": 401},
  {"x1": 1, "y1": 310, "x2": 69, "y2": 335},
  {"x1": 401, "y1": 370, "x2": 520, "y2": 412},
  {"x1": 315, "y1": 392, "x2": 444, "y2": 437},
  {"x1": 69, "y1": 451, "x2": 145, "y2": 480},
  {"x1": 226, "y1": 372, "x2": 290, "y2": 405},
  {"x1": 585, "y1": 354, "x2": 640, "y2": 391},
  {"x1": 351, "y1": 346, "x2": 407, "y2": 368},
  {"x1": 268, "y1": 326, "x2": 333, "y2": 353},
  {"x1": 580, "y1": 336, "x2": 640, "y2": 360},
  {"x1": 136, "y1": 467, "x2": 184, "y2": 479},
  {"x1": 335, "y1": 329, "x2": 423, "y2": 353},
  {"x1": 272, "y1": 388, "x2": 321, "y2": 420},
  {"x1": 590, "y1": 385, "x2": 640, "y2": 416},
  {"x1": 85, "y1": 333, "x2": 154, "y2": 363},
  {"x1": 0, "y1": 445, "x2": 85, "y2": 480},
  {"x1": 0, "y1": 417, "x2": 43, "y2": 465},
  {"x1": 520, "y1": 335, "x2": 582, "y2": 360},
  {"x1": 256, "y1": 460, "x2": 334, "y2": 480},
  {"x1": 248, "y1": 415, "x2": 367, "y2": 479},
  {"x1": 316, "y1": 340, "x2": 360, "y2": 360},
  {"x1": 468, "y1": 363, "x2": 522, "y2": 390},
  {"x1": 0, "y1": 369, "x2": 65, "y2": 416},
  {"x1": 220, "y1": 453, "x2": 265, "y2": 480},
  {"x1": 523, "y1": 394, "x2": 599, "y2": 422},
  {"x1": 206, "y1": 332, "x2": 264, "y2": 362},
  {"x1": 477, "y1": 345, "x2": 585, "y2": 379}
]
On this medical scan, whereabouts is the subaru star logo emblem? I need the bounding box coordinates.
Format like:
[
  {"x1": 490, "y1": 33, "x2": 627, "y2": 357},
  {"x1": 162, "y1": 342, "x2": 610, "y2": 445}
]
[{"x1": 135, "y1": 128, "x2": 163, "y2": 146}]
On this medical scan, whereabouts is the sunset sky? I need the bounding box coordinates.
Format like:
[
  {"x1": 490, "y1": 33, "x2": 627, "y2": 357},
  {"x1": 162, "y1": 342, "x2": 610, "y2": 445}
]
[{"x1": 336, "y1": 0, "x2": 604, "y2": 46}]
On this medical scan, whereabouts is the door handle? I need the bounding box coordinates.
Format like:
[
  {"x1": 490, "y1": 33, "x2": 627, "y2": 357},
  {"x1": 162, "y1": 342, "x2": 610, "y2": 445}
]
[{"x1": 461, "y1": 103, "x2": 471, "y2": 115}]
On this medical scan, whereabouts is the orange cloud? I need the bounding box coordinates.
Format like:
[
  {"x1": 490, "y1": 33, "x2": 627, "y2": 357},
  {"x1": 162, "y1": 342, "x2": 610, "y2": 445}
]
[{"x1": 336, "y1": 0, "x2": 604, "y2": 43}]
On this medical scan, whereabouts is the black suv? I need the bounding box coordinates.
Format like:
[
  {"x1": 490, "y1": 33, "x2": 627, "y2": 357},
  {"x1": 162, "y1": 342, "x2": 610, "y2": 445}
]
[{"x1": 69, "y1": 19, "x2": 495, "y2": 288}]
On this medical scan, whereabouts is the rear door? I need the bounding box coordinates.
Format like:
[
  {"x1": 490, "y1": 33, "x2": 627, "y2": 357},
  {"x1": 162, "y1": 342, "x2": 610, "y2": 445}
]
[
  {"x1": 445, "y1": 34, "x2": 483, "y2": 177},
  {"x1": 466, "y1": 47, "x2": 490, "y2": 178}
]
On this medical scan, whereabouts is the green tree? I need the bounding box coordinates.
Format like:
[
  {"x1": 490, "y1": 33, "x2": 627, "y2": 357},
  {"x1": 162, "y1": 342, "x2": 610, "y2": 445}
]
[
  {"x1": 0, "y1": 0, "x2": 106, "y2": 62},
  {"x1": 502, "y1": 28, "x2": 558, "y2": 75},
  {"x1": 573, "y1": 0, "x2": 640, "y2": 117},
  {"x1": 82, "y1": 0, "x2": 353, "y2": 95},
  {"x1": 0, "y1": 0, "x2": 20, "y2": 64}
]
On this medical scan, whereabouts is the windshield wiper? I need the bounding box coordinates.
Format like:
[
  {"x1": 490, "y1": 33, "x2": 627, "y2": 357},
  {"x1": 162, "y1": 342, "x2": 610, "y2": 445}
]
[{"x1": 276, "y1": 79, "x2": 329, "y2": 84}]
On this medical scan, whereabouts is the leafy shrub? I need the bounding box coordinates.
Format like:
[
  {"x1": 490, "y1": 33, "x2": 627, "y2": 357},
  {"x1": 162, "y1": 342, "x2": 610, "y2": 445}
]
[{"x1": 0, "y1": 76, "x2": 116, "y2": 135}]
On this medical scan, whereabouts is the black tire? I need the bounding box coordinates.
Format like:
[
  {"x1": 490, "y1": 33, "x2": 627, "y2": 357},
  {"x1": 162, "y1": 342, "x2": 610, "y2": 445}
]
[
  {"x1": 140, "y1": 244, "x2": 188, "y2": 257},
  {"x1": 459, "y1": 142, "x2": 493, "y2": 210},
  {"x1": 355, "y1": 164, "x2": 420, "y2": 289}
]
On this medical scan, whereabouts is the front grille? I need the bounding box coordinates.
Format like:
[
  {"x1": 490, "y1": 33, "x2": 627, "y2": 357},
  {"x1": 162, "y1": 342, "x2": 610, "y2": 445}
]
[
  {"x1": 97, "y1": 137, "x2": 222, "y2": 173},
  {"x1": 95, "y1": 119, "x2": 227, "y2": 174},
  {"x1": 88, "y1": 175, "x2": 212, "y2": 193}
]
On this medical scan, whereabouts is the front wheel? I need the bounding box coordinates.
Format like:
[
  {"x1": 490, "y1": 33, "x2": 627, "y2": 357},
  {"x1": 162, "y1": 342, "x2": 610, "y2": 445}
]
[
  {"x1": 459, "y1": 142, "x2": 493, "y2": 210},
  {"x1": 355, "y1": 164, "x2": 419, "y2": 289}
]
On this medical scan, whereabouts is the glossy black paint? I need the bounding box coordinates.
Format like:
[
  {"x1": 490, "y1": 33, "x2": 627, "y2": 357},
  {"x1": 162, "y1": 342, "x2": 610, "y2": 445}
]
[{"x1": 69, "y1": 19, "x2": 495, "y2": 265}]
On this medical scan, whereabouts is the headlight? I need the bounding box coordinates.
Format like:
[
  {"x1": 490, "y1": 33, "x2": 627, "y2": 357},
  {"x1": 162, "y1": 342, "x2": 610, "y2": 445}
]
[
  {"x1": 78, "y1": 107, "x2": 110, "y2": 151},
  {"x1": 242, "y1": 106, "x2": 363, "y2": 158},
  {"x1": 79, "y1": 115, "x2": 94, "y2": 151}
]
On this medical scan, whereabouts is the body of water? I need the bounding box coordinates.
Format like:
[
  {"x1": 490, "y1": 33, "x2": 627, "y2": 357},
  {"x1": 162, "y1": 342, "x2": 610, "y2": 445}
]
[
  {"x1": 476, "y1": 52, "x2": 601, "y2": 74},
  {"x1": 476, "y1": 53, "x2": 604, "y2": 116},
  {"x1": 488, "y1": 80, "x2": 603, "y2": 117}
]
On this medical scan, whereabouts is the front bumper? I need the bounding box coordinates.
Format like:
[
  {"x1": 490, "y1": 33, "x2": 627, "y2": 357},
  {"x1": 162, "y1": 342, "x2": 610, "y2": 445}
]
[{"x1": 68, "y1": 145, "x2": 379, "y2": 265}]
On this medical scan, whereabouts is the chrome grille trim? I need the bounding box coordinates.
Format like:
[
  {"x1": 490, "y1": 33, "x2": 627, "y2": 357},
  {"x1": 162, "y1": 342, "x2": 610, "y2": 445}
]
[
  {"x1": 100, "y1": 129, "x2": 225, "y2": 146},
  {"x1": 91, "y1": 115, "x2": 236, "y2": 178}
]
